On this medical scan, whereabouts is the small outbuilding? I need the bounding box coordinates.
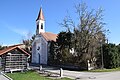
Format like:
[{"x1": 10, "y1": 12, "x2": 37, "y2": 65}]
[{"x1": 0, "y1": 45, "x2": 30, "y2": 72}]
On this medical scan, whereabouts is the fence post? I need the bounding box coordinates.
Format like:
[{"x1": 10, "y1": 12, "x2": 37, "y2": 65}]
[
  {"x1": 60, "y1": 68, "x2": 63, "y2": 77},
  {"x1": 39, "y1": 65, "x2": 42, "y2": 71},
  {"x1": 87, "y1": 60, "x2": 91, "y2": 70}
]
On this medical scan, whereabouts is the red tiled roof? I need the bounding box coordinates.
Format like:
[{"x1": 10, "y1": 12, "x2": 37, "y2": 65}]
[
  {"x1": 36, "y1": 7, "x2": 45, "y2": 21},
  {"x1": 40, "y1": 32, "x2": 57, "y2": 42},
  {"x1": 0, "y1": 46, "x2": 30, "y2": 56}
]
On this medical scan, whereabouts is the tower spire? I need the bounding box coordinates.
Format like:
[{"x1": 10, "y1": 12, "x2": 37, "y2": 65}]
[
  {"x1": 36, "y1": 7, "x2": 45, "y2": 21},
  {"x1": 36, "y1": 7, "x2": 45, "y2": 34}
]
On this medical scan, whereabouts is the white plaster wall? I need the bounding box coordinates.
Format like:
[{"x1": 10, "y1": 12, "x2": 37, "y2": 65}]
[
  {"x1": 36, "y1": 20, "x2": 45, "y2": 33},
  {"x1": 32, "y1": 42, "x2": 35, "y2": 63},
  {"x1": 32, "y1": 35, "x2": 48, "y2": 64},
  {"x1": 32, "y1": 41, "x2": 39, "y2": 63},
  {"x1": 36, "y1": 37, "x2": 41, "y2": 64},
  {"x1": 32, "y1": 36, "x2": 41, "y2": 64},
  {"x1": 40, "y1": 37, "x2": 48, "y2": 64}
]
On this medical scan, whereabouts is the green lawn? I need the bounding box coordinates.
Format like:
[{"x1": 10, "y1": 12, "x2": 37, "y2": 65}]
[
  {"x1": 87, "y1": 67, "x2": 120, "y2": 72},
  {"x1": 6, "y1": 70, "x2": 72, "y2": 80}
]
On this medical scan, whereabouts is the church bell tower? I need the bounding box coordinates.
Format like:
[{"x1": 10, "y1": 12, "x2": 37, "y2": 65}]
[{"x1": 36, "y1": 7, "x2": 45, "y2": 34}]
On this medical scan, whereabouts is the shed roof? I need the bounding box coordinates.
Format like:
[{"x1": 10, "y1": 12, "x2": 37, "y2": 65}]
[{"x1": 0, "y1": 46, "x2": 30, "y2": 56}]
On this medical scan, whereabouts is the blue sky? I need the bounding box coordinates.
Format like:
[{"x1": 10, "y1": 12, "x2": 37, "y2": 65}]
[{"x1": 0, "y1": 0, "x2": 120, "y2": 45}]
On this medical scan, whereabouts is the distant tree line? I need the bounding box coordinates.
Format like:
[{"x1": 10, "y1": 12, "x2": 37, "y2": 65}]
[
  {"x1": 0, "y1": 45, "x2": 7, "y2": 50},
  {"x1": 22, "y1": 34, "x2": 35, "y2": 54}
]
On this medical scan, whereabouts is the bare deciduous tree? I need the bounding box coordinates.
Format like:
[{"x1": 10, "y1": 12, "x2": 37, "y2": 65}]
[{"x1": 61, "y1": 3, "x2": 107, "y2": 68}]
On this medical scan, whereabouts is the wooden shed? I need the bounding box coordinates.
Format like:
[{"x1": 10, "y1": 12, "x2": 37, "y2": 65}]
[{"x1": 0, "y1": 46, "x2": 30, "y2": 72}]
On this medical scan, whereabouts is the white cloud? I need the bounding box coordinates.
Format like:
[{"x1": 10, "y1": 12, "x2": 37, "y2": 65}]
[
  {"x1": 4, "y1": 24, "x2": 29, "y2": 39},
  {"x1": 11, "y1": 28, "x2": 28, "y2": 37}
]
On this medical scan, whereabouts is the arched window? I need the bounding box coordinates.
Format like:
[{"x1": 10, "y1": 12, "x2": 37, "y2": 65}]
[
  {"x1": 37, "y1": 24, "x2": 39, "y2": 30},
  {"x1": 41, "y1": 23, "x2": 43, "y2": 29}
]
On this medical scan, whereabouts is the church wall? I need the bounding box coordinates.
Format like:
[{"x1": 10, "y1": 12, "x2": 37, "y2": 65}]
[
  {"x1": 36, "y1": 42, "x2": 41, "y2": 64},
  {"x1": 32, "y1": 41, "x2": 39, "y2": 63},
  {"x1": 32, "y1": 41, "x2": 36, "y2": 63},
  {"x1": 32, "y1": 35, "x2": 48, "y2": 65},
  {"x1": 40, "y1": 36, "x2": 48, "y2": 64},
  {"x1": 32, "y1": 37, "x2": 41, "y2": 64}
]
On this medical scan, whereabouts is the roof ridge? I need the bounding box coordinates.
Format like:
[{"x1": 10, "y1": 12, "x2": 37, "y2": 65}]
[{"x1": 40, "y1": 31, "x2": 57, "y2": 34}]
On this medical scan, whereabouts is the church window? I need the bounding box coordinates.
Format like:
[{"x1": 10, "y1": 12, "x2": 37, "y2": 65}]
[
  {"x1": 37, "y1": 46, "x2": 40, "y2": 50},
  {"x1": 41, "y1": 23, "x2": 43, "y2": 29},
  {"x1": 37, "y1": 24, "x2": 39, "y2": 30}
]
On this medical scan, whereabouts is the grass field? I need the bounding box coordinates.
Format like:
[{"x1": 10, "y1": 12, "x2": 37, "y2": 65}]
[{"x1": 6, "y1": 70, "x2": 72, "y2": 80}]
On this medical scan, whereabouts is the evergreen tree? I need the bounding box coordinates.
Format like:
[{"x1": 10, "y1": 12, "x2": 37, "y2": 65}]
[{"x1": 103, "y1": 43, "x2": 120, "y2": 69}]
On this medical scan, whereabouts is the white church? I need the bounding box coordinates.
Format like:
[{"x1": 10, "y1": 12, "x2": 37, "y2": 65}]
[{"x1": 32, "y1": 7, "x2": 57, "y2": 65}]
